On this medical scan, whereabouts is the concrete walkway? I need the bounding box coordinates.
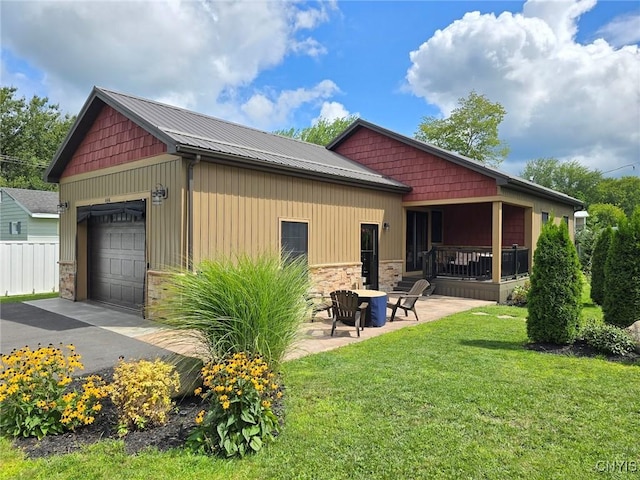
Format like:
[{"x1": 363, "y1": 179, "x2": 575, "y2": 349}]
[{"x1": 1, "y1": 295, "x2": 495, "y2": 371}]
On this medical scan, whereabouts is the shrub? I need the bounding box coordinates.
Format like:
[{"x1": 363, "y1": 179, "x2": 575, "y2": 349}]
[
  {"x1": 575, "y1": 227, "x2": 595, "y2": 273},
  {"x1": 109, "y1": 358, "x2": 180, "y2": 436},
  {"x1": 590, "y1": 227, "x2": 613, "y2": 306},
  {"x1": 579, "y1": 319, "x2": 637, "y2": 356},
  {"x1": 188, "y1": 352, "x2": 281, "y2": 457},
  {"x1": 509, "y1": 280, "x2": 530, "y2": 307},
  {"x1": 157, "y1": 251, "x2": 312, "y2": 368},
  {"x1": 0, "y1": 344, "x2": 108, "y2": 439},
  {"x1": 603, "y1": 209, "x2": 640, "y2": 328},
  {"x1": 527, "y1": 220, "x2": 583, "y2": 344}
]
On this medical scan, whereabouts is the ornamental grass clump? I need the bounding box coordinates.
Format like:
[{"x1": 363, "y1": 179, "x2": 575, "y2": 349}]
[
  {"x1": 0, "y1": 344, "x2": 108, "y2": 439},
  {"x1": 157, "y1": 252, "x2": 312, "y2": 368},
  {"x1": 109, "y1": 358, "x2": 180, "y2": 436},
  {"x1": 188, "y1": 352, "x2": 281, "y2": 457}
]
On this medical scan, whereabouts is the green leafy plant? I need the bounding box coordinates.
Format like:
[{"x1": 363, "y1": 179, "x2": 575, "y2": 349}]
[
  {"x1": 579, "y1": 319, "x2": 637, "y2": 356},
  {"x1": 603, "y1": 208, "x2": 640, "y2": 328},
  {"x1": 156, "y1": 251, "x2": 312, "y2": 368},
  {"x1": 109, "y1": 358, "x2": 180, "y2": 436},
  {"x1": 0, "y1": 344, "x2": 108, "y2": 439},
  {"x1": 527, "y1": 219, "x2": 583, "y2": 344},
  {"x1": 188, "y1": 352, "x2": 281, "y2": 457},
  {"x1": 508, "y1": 280, "x2": 530, "y2": 307}
]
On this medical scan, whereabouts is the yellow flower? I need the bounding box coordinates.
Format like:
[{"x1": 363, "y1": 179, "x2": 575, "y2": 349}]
[
  {"x1": 194, "y1": 387, "x2": 202, "y2": 396},
  {"x1": 261, "y1": 400, "x2": 271, "y2": 409},
  {"x1": 195, "y1": 409, "x2": 205, "y2": 424},
  {"x1": 221, "y1": 401, "x2": 230, "y2": 410}
]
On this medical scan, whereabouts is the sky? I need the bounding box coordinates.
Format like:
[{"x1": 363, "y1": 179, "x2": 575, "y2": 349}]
[{"x1": 1, "y1": 0, "x2": 639, "y2": 178}]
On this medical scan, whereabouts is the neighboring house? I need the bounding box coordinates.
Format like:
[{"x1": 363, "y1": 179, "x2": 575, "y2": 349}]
[
  {"x1": 0, "y1": 188, "x2": 59, "y2": 241},
  {"x1": 44, "y1": 87, "x2": 582, "y2": 314}
]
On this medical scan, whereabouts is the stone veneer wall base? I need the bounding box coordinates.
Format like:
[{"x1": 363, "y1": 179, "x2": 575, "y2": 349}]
[{"x1": 59, "y1": 262, "x2": 75, "y2": 300}]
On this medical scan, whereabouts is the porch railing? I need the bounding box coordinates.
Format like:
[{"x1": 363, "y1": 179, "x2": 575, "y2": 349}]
[{"x1": 421, "y1": 246, "x2": 529, "y2": 281}]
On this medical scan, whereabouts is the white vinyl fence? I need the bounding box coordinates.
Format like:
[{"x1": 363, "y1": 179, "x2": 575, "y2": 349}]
[{"x1": 0, "y1": 241, "x2": 59, "y2": 296}]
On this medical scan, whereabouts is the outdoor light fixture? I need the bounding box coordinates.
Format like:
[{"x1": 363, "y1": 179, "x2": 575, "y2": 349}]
[
  {"x1": 151, "y1": 184, "x2": 168, "y2": 206},
  {"x1": 56, "y1": 201, "x2": 69, "y2": 214},
  {"x1": 383, "y1": 222, "x2": 390, "y2": 231}
]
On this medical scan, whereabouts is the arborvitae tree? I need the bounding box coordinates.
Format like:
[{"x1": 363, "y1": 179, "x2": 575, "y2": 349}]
[
  {"x1": 590, "y1": 227, "x2": 613, "y2": 306},
  {"x1": 527, "y1": 220, "x2": 583, "y2": 344},
  {"x1": 603, "y1": 208, "x2": 640, "y2": 328}
]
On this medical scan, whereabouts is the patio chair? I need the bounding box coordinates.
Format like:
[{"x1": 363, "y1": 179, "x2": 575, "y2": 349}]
[
  {"x1": 310, "y1": 294, "x2": 333, "y2": 322},
  {"x1": 330, "y1": 290, "x2": 368, "y2": 337},
  {"x1": 386, "y1": 279, "x2": 432, "y2": 322}
]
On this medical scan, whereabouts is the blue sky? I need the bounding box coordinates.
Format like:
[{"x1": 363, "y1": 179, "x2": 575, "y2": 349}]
[{"x1": 2, "y1": 0, "x2": 639, "y2": 178}]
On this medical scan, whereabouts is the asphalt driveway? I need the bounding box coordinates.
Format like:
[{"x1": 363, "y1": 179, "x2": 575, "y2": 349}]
[{"x1": 0, "y1": 299, "x2": 174, "y2": 374}]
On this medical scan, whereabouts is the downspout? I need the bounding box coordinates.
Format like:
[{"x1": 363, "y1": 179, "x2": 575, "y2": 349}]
[{"x1": 187, "y1": 154, "x2": 201, "y2": 271}]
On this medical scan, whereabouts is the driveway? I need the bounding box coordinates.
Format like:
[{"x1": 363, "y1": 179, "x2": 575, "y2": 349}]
[{"x1": 0, "y1": 299, "x2": 175, "y2": 374}]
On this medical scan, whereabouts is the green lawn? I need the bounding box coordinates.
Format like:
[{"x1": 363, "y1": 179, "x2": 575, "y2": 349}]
[
  {"x1": 0, "y1": 292, "x2": 59, "y2": 304},
  {"x1": 2, "y1": 305, "x2": 638, "y2": 479}
]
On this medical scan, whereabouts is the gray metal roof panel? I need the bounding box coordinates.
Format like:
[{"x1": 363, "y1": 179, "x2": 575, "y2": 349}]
[{"x1": 93, "y1": 88, "x2": 410, "y2": 190}]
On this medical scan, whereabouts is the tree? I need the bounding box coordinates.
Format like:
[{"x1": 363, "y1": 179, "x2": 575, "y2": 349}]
[
  {"x1": 587, "y1": 203, "x2": 627, "y2": 230},
  {"x1": 414, "y1": 91, "x2": 509, "y2": 168},
  {"x1": 521, "y1": 158, "x2": 603, "y2": 204},
  {"x1": 274, "y1": 115, "x2": 358, "y2": 146},
  {"x1": 590, "y1": 227, "x2": 613, "y2": 306},
  {"x1": 0, "y1": 86, "x2": 75, "y2": 190},
  {"x1": 603, "y1": 208, "x2": 640, "y2": 328},
  {"x1": 527, "y1": 219, "x2": 583, "y2": 344},
  {"x1": 593, "y1": 176, "x2": 640, "y2": 218}
]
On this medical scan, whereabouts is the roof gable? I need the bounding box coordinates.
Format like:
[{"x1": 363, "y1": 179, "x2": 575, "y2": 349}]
[
  {"x1": 328, "y1": 119, "x2": 583, "y2": 207},
  {"x1": 1, "y1": 188, "x2": 59, "y2": 216},
  {"x1": 45, "y1": 87, "x2": 410, "y2": 193}
]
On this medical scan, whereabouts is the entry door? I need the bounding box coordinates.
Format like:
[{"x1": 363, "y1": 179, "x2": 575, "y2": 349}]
[
  {"x1": 406, "y1": 211, "x2": 428, "y2": 272},
  {"x1": 361, "y1": 224, "x2": 379, "y2": 290}
]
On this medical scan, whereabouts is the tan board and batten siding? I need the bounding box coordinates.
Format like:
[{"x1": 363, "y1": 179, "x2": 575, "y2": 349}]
[
  {"x1": 192, "y1": 161, "x2": 403, "y2": 266},
  {"x1": 59, "y1": 155, "x2": 187, "y2": 270},
  {"x1": 59, "y1": 154, "x2": 403, "y2": 270}
]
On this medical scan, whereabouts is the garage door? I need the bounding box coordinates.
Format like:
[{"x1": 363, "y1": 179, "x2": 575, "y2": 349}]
[{"x1": 89, "y1": 211, "x2": 146, "y2": 310}]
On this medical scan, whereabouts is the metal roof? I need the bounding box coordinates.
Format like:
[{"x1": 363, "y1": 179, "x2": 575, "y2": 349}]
[
  {"x1": 1, "y1": 188, "x2": 59, "y2": 215},
  {"x1": 45, "y1": 87, "x2": 410, "y2": 192}
]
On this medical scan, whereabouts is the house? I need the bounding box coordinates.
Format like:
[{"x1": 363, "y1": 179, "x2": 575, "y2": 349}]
[
  {"x1": 0, "y1": 188, "x2": 59, "y2": 241},
  {"x1": 45, "y1": 87, "x2": 582, "y2": 314}
]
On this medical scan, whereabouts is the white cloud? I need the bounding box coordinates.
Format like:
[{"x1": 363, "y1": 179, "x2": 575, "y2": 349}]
[
  {"x1": 596, "y1": 13, "x2": 640, "y2": 47},
  {"x1": 0, "y1": 0, "x2": 336, "y2": 127},
  {"x1": 406, "y1": 0, "x2": 640, "y2": 176},
  {"x1": 240, "y1": 80, "x2": 340, "y2": 128},
  {"x1": 313, "y1": 101, "x2": 352, "y2": 123}
]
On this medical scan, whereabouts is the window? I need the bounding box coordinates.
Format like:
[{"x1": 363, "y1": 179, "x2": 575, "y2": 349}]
[
  {"x1": 281, "y1": 221, "x2": 308, "y2": 261},
  {"x1": 542, "y1": 212, "x2": 549, "y2": 224},
  {"x1": 9, "y1": 221, "x2": 21, "y2": 235},
  {"x1": 431, "y1": 210, "x2": 443, "y2": 243},
  {"x1": 563, "y1": 215, "x2": 569, "y2": 226}
]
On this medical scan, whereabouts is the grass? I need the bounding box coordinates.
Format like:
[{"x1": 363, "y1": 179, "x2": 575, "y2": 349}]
[
  {"x1": 2, "y1": 305, "x2": 638, "y2": 479},
  {"x1": 0, "y1": 292, "x2": 59, "y2": 304}
]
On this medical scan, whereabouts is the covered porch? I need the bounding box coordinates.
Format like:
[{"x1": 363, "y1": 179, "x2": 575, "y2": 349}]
[{"x1": 403, "y1": 200, "x2": 533, "y2": 302}]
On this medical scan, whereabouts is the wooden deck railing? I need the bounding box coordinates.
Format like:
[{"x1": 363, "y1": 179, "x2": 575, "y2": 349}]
[{"x1": 421, "y1": 246, "x2": 529, "y2": 281}]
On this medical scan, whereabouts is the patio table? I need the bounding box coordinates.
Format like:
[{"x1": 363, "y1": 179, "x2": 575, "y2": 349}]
[{"x1": 351, "y1": 289, "x2": 387, "y2": 327}]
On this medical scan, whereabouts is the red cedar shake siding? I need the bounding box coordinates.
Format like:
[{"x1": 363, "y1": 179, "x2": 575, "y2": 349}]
[
  {"x1": 61, "y1": 105, "x2": 166, "y2": 178},
  {"x1": 443, "y1": 203, "x2": 525, "y2": 247},
  {"x1": 334, "y1": 127, "x2": 497, "y2": 203}
]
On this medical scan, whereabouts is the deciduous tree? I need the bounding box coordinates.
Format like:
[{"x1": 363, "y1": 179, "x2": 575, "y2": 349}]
[
  {"x1": 274, "y1": 115, "x2": 358, "y2": 146},
  {"x1": 414, "y1": 91, "x2": 509, "y2": 168},
  {"x1": 0, "y1": 86, "x2": 74, "y2": 190}
]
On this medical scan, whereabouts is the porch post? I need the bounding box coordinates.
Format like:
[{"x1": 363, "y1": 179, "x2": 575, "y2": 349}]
[{"x1": 492, "y1": 201, "x2": 503, "y2": 283}]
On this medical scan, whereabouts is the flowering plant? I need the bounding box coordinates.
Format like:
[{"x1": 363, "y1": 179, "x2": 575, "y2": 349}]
[
  {"x1": 0, "y1": 344, "x2": 108, "y2": 439},
  {"x1": 188, "y1": 352, "x2": 281, "y2": 457}
]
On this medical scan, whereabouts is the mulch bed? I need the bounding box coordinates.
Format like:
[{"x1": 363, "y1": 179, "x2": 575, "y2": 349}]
[
  {"x1": 11, "y1": 367, "x2": 203, "y2": 458},
  {"x1": 525, "y1": 339, "x2": 639, "y2": 364}
]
